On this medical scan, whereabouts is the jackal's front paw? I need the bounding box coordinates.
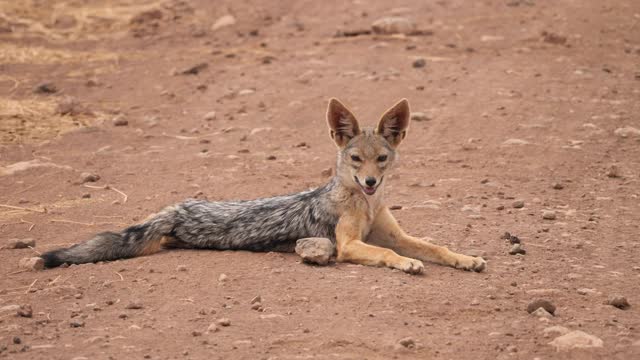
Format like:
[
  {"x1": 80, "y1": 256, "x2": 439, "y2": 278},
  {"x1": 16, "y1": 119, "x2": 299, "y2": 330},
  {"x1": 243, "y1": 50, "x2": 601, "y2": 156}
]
[
  {"x1": 392, "y1": 257, "x2": 424, "y2": 275},
  {"x1": 454, "y1": 255, "x2": 487, "y2": 272}
]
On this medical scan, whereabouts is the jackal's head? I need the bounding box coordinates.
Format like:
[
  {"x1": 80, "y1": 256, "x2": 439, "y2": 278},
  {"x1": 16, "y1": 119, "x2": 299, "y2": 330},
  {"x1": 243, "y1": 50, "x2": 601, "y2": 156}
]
[{"x1": 327, "y1": 98, "x2": 410, "y2": 196}]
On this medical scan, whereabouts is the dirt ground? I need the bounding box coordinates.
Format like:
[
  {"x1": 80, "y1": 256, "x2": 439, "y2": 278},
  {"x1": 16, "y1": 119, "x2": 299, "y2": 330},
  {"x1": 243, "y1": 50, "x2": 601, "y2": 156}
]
[{"x1": 1, "y1": 0, "x2": 639, "y2": 359}]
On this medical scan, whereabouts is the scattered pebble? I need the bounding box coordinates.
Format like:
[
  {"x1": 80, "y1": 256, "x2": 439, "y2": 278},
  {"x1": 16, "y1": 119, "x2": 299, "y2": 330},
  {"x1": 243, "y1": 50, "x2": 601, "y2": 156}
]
[
  {"x1": 203, "y1": 111, "x2": 217, "y2": 121},
  {"x1": 542, "y1": 210, "x2": 556, "y2": 220},
  {"x1": 527, "y1": 299, "x2": 556, "y2": 315},
  {"x1": 125, "y1": 301, "x2": 143, "y2": 310},
  {"x1": 34, "y1": 82, "x2": 57, "y2": 94},
  {"x1": 512, "y1": 200, "x2": 525, "y2": 209},
  {"x1": 613, "y1": 126, "x2": 640, "y2": 138},
  {"x1": 19, "y1": 257, "x2": 44, "y2": 271},
  {"x1": 13, "y1": 336, "x2": 21, "y2": 344},
  {"x1": 502, "y1": 138, "x2": 530, "y2": 146},
  {"x1": 80, "y1": 172, "x2": 100, "y2": 183},
  {"x1": 509, "y1": 243, "x2": 526, "y2": 255},
  {"x1": 69, "y1": 319, "x2": 85, "y2": 328},
  {"x1": 321, "y1": 167, "x2": 333, "y2": 177},
  {"x1": 3, "y1": 238, "x2": 35, "y2": 249},
  {"x1": 549, "y1": 330, "x2": 603, "y2": 351},
  {"x1": 17, "y1": 304, "x2": 33, "y2": 318},
  {"x1": 211, "y1": 15, "x2": 236, "y2": 31},
  {"x1": 176, "y1": 265, "x2": 188, "y2": 272},
  {"x1": 207, "y1": 323, "x2": 219, "y2": 333},
  {"x1": 543, "y1": 325, "x2": 570, "y2": 338},
  {"x1": 541, "y1": 31, "x2": 567, "y2": 45},
  {"x1": 531, "y1": 307, "x2": 553, "y2": 318},
  {"x1": 398, "y1": 337, "x2": 416, "y2": 349},
  {"x1": 179, "y1": 62, "x2": 208, "y2": 75},
  {"x1": 552, "y1": 182, "x2": 564, "y2": 190},
  {"x1": 371, "y1": 17, "x2": 416, "y2": 35},
  {"x1": 81, "y1": 193, "x2": 91, "y2": 199},
  {"x1": 266, "y1": 155, "x2": 277, "y2": 160},
  {"x1": 295, "y1": 237, "x2": 335, "y2": 266},
  {"x1": 577, "y1": 288, "x2": 597, "y2": 295},
  {"x1": 412, "y1": 58, "x2": 426, "y2": 68},
  {"x1": 607, "y1": 295, "x2": 630, "y2": 310},
  {"x1": 112, "y1": 115, "x2": 128, "y2": 126},
  {"x1": 216, "y1": 318, "x2": 231, "y2": 327},
  {"x1": 606, "y1": 165, "x2": 621, "y2": 178},
  {"x1": 410, "y1": 112, "x2": 430, "y2": 122},
  {"x1": 218, "y1": 273, "x2": 228, "y2": 282}
]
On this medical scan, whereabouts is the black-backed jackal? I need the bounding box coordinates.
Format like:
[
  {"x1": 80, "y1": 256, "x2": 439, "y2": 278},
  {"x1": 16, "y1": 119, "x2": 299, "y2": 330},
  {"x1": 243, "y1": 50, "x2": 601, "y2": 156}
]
[{"x1": 42, "y1": 99, "x2": 486, "y2": 274}]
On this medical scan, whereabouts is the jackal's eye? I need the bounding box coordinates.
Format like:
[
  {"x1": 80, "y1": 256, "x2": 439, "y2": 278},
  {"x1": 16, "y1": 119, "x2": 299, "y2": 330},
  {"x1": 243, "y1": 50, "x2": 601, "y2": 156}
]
[
  {"x1": 377, "y1": 155, "x2": 388, "y2": 162},
  {"x1": 350, "y1": 155, "x2": 362, "y2": 162}
]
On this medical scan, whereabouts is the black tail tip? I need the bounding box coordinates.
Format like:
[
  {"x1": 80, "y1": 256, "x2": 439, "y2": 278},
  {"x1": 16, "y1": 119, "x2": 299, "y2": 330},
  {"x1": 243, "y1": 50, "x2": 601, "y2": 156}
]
[{"x1": 41, "y1": 251, "x2": 65, "y2": 268}]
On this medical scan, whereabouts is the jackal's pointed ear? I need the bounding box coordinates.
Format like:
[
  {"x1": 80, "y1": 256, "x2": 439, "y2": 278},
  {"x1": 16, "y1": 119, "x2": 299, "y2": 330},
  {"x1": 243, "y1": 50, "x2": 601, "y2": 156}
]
[
  {"x1": 376, "y1": 99, "x2": 410, "y2": 148},
  {"x1": 327, "y1": 98, "x2": 360, "y2": 148}
]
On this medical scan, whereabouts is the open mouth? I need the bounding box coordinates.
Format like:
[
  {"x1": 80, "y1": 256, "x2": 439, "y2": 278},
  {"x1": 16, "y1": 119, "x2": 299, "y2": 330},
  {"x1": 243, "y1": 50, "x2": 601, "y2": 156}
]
[{"x1": 354, "y1": 176, "x2": 382, "y2": 196}]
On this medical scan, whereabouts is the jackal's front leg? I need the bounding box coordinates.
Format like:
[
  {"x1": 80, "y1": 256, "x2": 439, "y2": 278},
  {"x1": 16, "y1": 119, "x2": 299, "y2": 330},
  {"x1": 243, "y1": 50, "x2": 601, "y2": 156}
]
[
  {"x1": 335, "y1": 213, "x2": 424, "y2": 274},
  {"x1": 368, "y1": 208, "x2": 486, "y2": 272}
]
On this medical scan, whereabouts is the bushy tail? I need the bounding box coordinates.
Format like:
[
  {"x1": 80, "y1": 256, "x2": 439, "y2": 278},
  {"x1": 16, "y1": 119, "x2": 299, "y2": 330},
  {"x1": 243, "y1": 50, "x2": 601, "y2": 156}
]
[{"x1": 41, "y1": 206, "x2": 177, "y2": 268}]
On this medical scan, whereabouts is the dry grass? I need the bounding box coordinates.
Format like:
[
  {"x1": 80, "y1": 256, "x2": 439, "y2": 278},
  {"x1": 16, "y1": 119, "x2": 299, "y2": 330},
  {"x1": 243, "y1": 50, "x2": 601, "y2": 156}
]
[
  {"x1": 0, "y1": 43, "x2": 119, "y2": 65},
  {"x1": 0, "y1": 0, "x2": 164, "y2": 42},
  {"x1": 0, "y1": 98, "x2": 100, "y2": 144}
]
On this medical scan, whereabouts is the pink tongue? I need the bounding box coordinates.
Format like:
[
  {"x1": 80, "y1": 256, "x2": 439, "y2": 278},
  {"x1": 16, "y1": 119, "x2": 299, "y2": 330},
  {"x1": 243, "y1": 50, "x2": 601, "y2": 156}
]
[{"x1": 364, "y1": 187, "x2": 375, "y2": 195}]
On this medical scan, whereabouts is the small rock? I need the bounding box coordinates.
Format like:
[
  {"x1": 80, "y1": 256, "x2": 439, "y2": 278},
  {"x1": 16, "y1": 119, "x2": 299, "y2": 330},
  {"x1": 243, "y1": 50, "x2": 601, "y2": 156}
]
[
  {"x1": 410, "y1": 112, "x2": 430, "y2": 122},
  {"x1": 549, "y1": 330, "x2": 603, "y2": 351},
  {"x1": 543, "y1": 325, "x2": 570, "y2": 338},
  {"x1": 17, "y1": 305, "x2": 33, "y2": 318},
  {"x1": 211, "y1": 15, "x2": 236, "y2": 31},
  {"x1": 412, "y1": 58, "x2": 426, "y2": 68},
  {"x1": 238, "y1": 89, "x2": 255, "y2": 96},
  {"x1": 542, "y1": 210, "x2": 556, "y2": 220},
  {"x1": 577, "y1": 288, "x2": 597, "y2": 295},
  {"x1": 112, "y1": 115, "x2": 128, "y2": 126},
  {"x1": 512, "y1": 200, "x2": 525, "y2": 209},
  {"x1": 531, "y1": 307, "x2": 553, "y2": 318},
  {"x1": 509, "y1": 243, "x2": 526, "y2": 255},
  {"x1": 34, "y1": 82, "x2": 58, "y2": 94},
  {"x1": 527, "y1": 299, "x2": 556, "y2": 315},
  {"x1": 251, "y1": 303, "x2": 262, "y2": 311},
  {"x1": 606, "y1": 165, "x2": 621, "y2": 178},
  {"x1": 607, "y1": 295, "x2": 630, "y2": 310},
  {"x1": 541, "y1": 31, "x2": 567, "y2": 45},
  {"x1": 321, "y1": 167, "x2": 333, "y2": 177},
  {"x1": 180, "y1": 63, "x2": 208, "y2": 75},
  {"x1": 295, "y1": 238, "x2": 335, "y2": 266},
  {"x1": 552, "y1": 182, "x2": 564, "y2": 190},
  {"x1": 13, "y1": 336, "x2": 21, "y2": 344},
  {"x1": 192, "y1": 331, "x2": 202, "y2": 337},
  {"x1": 614, "y1": 126, "x2": 640, "y2": 138},
  {"x1": 19, "y1": 257, "x2": 44, "y2": 271},
  {"x1": 266, "y1": 155, "x2": 277, "y2": 160},
  {"x1": 203, "y1": 111, "x2": 217, "y2": 121},
  {"x1": 80, "y1": 172, "x2": 100, "y2": 183},
  {"x1": 371, "y1": 17, "x2": 416, "y2": 35},
  {"x1": 398, "y1": 337, "x2": 415, "y2": 348},
  {"x1": 4, "y1": 238, "x2": 35, "y2": 249},
  {"x1": 82, "y1": 193, "x2": 91, "y2": 199},
  {"x1": 502, "y1": 138, "x2": 530, "y2": 146},
  {"x1": 70, "y1": 319, "x2": 85, "y2": 328},
  {"x1": 389, "y1": 205, "x2": 403, "y2": 210},
  {"x1": 207, "y1": 323, "x2": 219, "y2": 333},
  {"x1": 176, "y1": 265, "x2": 188, "y2": 272},
  {"x1": 218, "y1": 273, "x2": 228, "y2": 282},
  {"x1": 125, "y1": 301, "x2": 143, "y2": 310},
  {"x1": 216, "y1": 318, "x2": 231, "y2": 327}
]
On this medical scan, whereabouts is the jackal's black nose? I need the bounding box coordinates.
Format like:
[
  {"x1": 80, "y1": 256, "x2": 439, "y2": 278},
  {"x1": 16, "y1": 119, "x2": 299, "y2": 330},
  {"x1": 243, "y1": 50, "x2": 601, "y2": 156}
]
[{"x1": 365, "y1": 177, "x2": 377, "y2": 187}]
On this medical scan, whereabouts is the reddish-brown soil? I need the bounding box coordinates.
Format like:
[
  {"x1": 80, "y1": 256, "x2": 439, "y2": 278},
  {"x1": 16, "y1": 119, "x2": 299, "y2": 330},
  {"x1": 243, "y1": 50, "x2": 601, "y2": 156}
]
[{"x1": 1, "y1": 1, "x2": 639, "y2": 359}]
